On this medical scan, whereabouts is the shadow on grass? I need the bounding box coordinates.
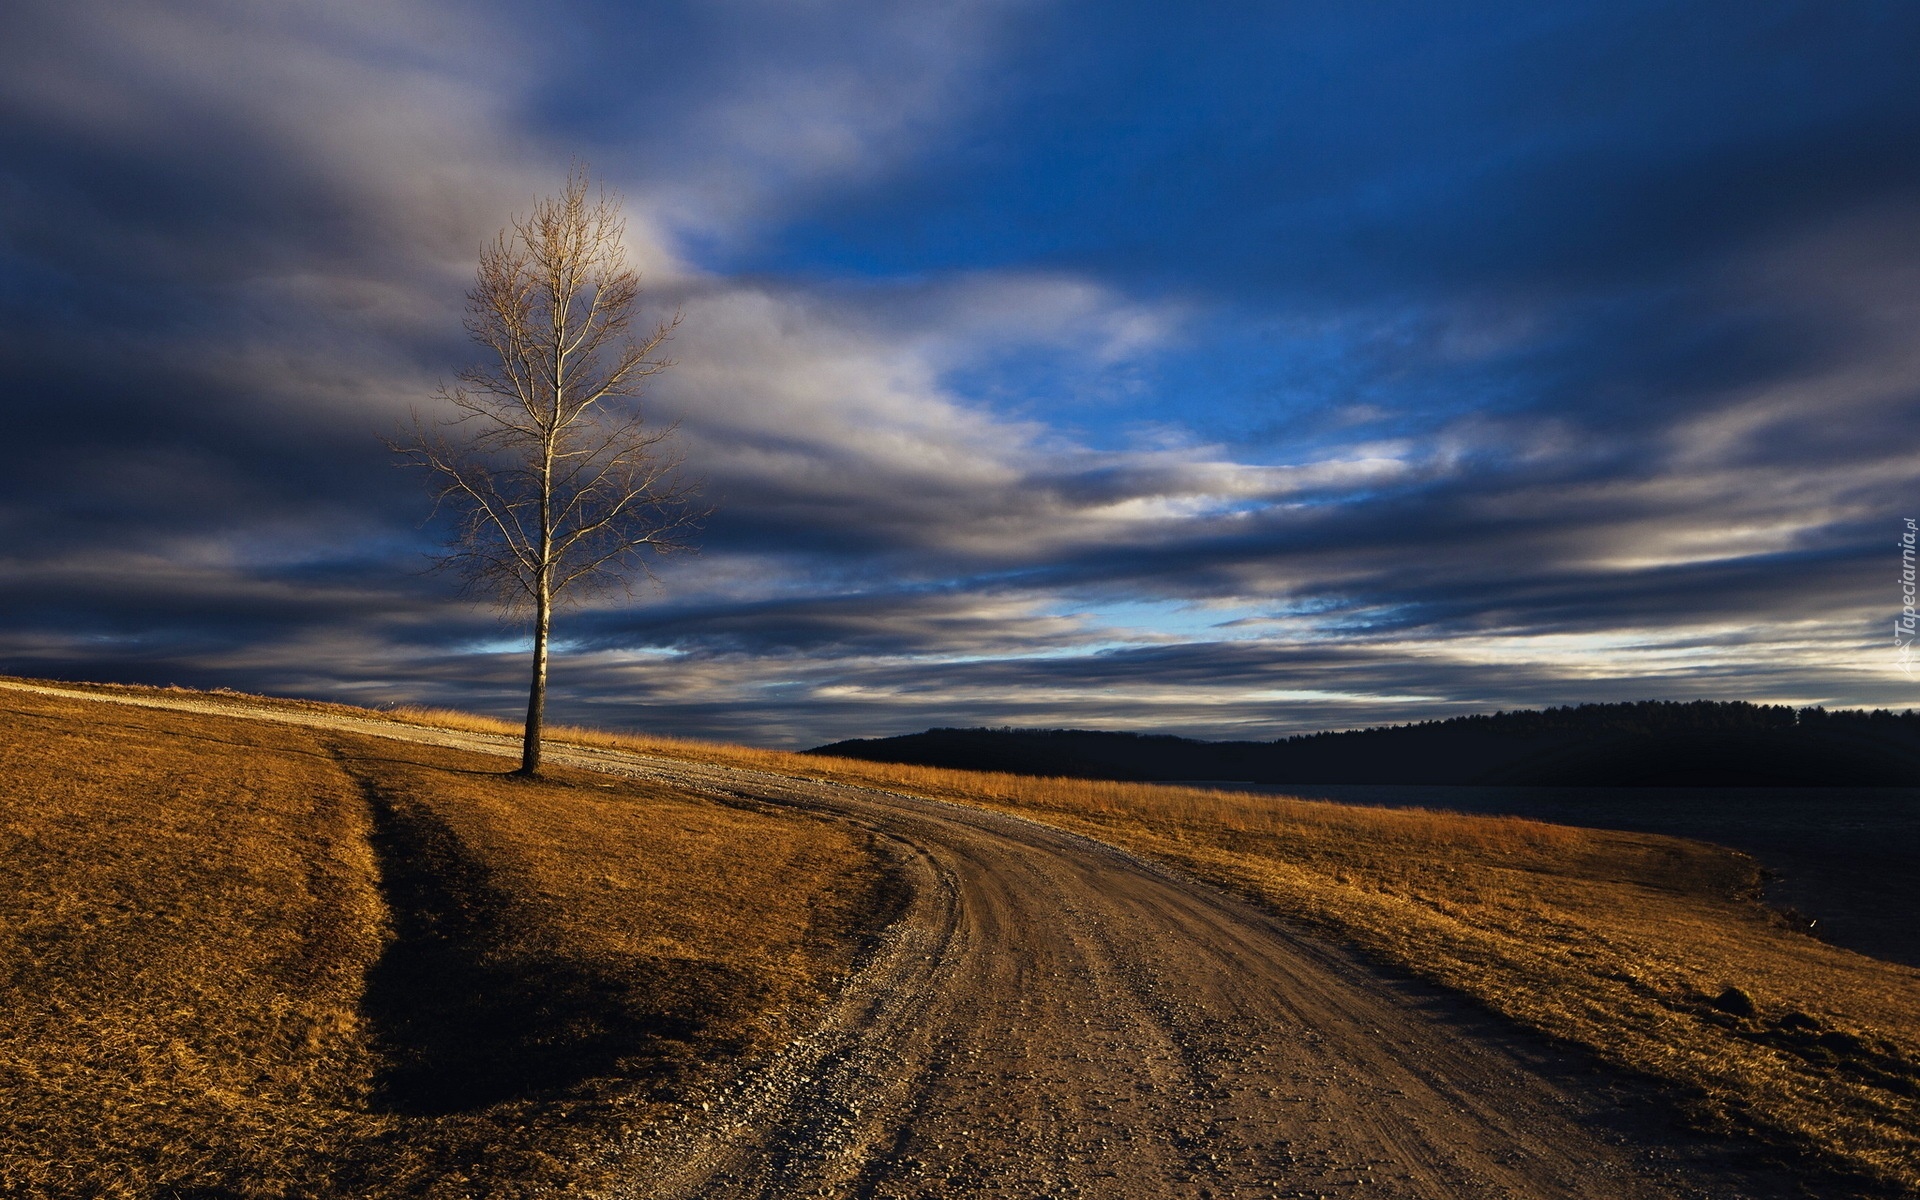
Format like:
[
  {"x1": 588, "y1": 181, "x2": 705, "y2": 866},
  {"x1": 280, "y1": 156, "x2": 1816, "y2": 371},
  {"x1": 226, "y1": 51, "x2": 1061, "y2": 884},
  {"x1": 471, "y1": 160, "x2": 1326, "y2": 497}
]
[{"x1": 352, "y1": 766, "x2": 752, "y2": 1115}]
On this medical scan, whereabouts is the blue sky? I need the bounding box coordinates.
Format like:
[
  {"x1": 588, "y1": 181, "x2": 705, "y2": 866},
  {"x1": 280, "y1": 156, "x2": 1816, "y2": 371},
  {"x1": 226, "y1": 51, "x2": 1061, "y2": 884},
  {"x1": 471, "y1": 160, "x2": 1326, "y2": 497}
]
[{"x1": 2, "y1": 0, "x2": 1918, "y2": 745}]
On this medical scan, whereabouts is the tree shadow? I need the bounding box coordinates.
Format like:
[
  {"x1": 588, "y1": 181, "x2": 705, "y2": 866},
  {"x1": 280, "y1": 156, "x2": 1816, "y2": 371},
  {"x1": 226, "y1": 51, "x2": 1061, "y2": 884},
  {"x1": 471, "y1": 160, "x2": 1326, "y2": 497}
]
[{"x1": 354, "y1": 770, "x2": 750, "y2": 1115}]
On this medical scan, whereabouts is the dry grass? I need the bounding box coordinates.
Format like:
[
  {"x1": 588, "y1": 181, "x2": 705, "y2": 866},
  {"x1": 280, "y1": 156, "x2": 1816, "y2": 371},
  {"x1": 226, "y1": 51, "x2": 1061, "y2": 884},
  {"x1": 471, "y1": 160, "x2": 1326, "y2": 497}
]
[
  {"x1": 0, "y1": 687, "x2": 883, "y2": 1199},
  {"x1": 0, "y1": 693, "x2": 384, "y2": 1199},
  {"x1": 934, "y1": 779, "x2": 1920, "y2": 1193},
  {"x1": 12, "y1": 678, "x2": 1920, "y2": 1191},
  {"x1": 376, "y1": 703, "x2": 1920, "y2": 1193}
]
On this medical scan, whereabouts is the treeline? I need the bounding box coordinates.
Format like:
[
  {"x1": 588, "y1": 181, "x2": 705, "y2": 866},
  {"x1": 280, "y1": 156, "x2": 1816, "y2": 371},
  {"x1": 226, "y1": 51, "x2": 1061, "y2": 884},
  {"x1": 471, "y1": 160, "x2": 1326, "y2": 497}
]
[{"x1": 808, "y1": 701, "x2": 1920, "y2": 787}]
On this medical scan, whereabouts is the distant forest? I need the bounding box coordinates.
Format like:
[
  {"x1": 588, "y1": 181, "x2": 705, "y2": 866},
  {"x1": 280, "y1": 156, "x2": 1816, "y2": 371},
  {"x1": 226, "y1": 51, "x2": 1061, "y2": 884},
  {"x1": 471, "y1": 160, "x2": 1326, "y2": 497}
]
[{"x1": 809, "y1": 701, "x2": 1920, "y2": 787}]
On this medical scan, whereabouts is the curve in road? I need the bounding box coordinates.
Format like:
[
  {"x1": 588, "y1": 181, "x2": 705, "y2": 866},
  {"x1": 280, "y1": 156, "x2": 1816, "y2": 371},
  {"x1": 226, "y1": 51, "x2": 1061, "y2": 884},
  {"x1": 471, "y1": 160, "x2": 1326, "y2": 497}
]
[{"x1": 1, "y1": 681, "x2": 1812, "y2": 1199}]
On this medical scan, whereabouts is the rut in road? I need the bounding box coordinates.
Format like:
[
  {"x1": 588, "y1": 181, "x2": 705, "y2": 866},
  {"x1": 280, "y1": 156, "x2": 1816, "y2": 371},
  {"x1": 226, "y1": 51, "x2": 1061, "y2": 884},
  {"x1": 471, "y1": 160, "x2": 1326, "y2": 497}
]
[{"x1": 0, "y1": 682, "x2": 1814, "y2": 1200}]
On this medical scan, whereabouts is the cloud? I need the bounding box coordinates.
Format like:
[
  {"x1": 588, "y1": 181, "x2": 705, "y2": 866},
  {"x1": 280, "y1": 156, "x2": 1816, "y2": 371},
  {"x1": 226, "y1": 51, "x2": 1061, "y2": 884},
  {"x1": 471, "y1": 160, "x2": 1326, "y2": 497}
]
[{"x1": 1, "y1": 0, "x2": 1917, "y2": 747}]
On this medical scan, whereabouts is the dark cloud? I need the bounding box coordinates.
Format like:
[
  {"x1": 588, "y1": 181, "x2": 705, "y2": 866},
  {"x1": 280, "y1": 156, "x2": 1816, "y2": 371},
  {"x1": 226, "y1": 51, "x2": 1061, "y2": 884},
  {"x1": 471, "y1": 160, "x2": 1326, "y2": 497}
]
[{"x1": 0, "y1": 0, "x2": 1915, "y2": 746}]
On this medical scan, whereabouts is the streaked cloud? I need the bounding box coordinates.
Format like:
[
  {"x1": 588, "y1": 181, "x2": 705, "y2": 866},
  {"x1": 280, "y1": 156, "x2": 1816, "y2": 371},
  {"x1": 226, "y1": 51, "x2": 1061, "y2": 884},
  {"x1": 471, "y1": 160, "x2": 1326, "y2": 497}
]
[{"x1": 1, "y1": 0, "x2": 1916, "y2": 745}]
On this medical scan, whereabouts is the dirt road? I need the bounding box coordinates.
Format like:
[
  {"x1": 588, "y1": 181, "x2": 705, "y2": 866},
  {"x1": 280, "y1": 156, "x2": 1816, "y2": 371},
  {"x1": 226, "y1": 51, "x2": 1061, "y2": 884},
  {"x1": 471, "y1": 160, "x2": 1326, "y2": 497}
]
[{"x1": 4, "y1": 681, "x2": 1810, "y2": 1199}]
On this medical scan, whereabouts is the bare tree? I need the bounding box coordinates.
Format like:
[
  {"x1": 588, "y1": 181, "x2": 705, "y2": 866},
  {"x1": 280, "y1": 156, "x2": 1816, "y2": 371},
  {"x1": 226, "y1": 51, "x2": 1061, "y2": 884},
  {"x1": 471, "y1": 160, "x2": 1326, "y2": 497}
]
[{"x1": 400, "y1": 171, "x2": 702, "y2": 775}]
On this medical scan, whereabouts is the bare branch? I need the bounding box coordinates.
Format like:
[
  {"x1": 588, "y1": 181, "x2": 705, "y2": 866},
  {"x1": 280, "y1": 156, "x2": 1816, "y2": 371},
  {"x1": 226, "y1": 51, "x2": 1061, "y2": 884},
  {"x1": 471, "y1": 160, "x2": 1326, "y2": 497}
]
[{"x1": 392, "y1": 167, "x2": 705, "y2": 773}]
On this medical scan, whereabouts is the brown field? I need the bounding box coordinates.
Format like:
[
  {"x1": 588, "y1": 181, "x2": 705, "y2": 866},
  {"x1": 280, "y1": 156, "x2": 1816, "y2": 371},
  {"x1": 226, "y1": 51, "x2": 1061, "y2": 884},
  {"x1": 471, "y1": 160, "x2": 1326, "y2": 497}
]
[
  {"x1": 375, "y1": 701, "x2": 1920, "y2": 1192},
  {"x1": 0, "y1": 687, "x2": 884, "y2": 1199},
  {"x1": 8, "y1": 678, "x2": 1920, "y2": 1193}
]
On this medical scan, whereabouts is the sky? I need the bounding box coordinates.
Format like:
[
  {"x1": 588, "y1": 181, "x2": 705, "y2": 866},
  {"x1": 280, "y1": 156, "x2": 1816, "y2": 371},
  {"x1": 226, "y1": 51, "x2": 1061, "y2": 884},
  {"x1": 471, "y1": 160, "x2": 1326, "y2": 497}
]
[{"x1": 2, "y1": 1, "x2": 1918, "y2": 747}]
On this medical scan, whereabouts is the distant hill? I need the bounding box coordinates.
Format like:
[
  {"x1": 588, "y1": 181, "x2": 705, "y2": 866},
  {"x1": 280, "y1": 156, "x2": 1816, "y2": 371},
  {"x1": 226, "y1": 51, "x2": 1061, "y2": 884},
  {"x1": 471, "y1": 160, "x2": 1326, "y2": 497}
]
[{"x1": 808, "y1": 701, "x2": 1920, "y2": 786}]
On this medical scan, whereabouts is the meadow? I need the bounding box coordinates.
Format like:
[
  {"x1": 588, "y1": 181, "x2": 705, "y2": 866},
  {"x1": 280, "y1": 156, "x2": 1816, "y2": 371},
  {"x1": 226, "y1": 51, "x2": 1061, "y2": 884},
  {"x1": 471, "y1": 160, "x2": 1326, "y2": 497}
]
[
  {"x1": 0, "y1": 687, "x2": 885, "y2": 1199},
  {"x1": 5, "y1": 679, "x2": 1918, "y2": 1194},
  {"x1": 1231, "y1": 780, "x2": 1920, "y2": 969},
  {"x1": 390, "y1": 701, "x2": 1920, "y2": 1193}
]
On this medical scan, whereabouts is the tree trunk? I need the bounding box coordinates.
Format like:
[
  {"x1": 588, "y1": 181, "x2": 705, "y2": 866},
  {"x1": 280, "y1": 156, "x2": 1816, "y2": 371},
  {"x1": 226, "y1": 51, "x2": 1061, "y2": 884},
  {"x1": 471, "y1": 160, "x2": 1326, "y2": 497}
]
[{"x1": 519, "y1": 590, "x2": 551, "y2": 775}]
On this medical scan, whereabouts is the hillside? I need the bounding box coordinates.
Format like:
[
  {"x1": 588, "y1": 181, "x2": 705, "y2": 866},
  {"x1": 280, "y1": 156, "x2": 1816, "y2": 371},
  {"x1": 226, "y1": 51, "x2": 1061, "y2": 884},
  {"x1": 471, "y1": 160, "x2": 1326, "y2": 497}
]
[
  {"x1": 810, "y1": 700, "x2": 1920, "y2": 786},
  {"x1": 5, "y1": 678, "x2": 1918, "y2": 1196},
  {"x1": 0, "y1": 685, "x2": 889, "y2": 1199},
  {"x1": 374, "y1": 692, "x2": 1920, "y2": 1192}
]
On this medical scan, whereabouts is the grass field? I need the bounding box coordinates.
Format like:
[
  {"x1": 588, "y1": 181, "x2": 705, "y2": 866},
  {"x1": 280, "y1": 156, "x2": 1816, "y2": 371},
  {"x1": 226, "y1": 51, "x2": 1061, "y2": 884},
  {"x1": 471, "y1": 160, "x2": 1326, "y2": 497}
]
[
  {"x1": 8, "y1": 678, "x2": 1920, "y2": 1194},
  {"x1": 0, "y1": 686, "x2": 886, "y2": 1199},
  {"x1": 376, "y1": 699, "x2": 1920, "y2": 1193}
]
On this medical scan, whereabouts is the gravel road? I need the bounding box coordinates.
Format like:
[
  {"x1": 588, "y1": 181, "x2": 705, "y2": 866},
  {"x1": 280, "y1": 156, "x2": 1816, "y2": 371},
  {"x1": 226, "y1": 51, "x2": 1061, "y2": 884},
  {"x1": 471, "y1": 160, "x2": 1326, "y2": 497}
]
[{"x1": 5, "y1": 680, "x2": 1814, "y2": 1199}]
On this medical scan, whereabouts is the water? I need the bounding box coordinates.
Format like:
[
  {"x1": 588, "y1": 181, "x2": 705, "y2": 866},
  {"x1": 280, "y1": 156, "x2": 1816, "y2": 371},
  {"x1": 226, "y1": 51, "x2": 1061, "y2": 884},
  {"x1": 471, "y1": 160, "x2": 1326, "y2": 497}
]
[{"x1": 1183, "y1": 782, "x2": 1920, "y2": 970}]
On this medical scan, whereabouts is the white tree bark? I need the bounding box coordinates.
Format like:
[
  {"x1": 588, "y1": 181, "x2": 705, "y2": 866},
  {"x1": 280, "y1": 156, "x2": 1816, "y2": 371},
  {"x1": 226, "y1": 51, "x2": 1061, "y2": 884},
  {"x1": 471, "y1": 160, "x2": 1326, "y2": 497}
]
[{"x1": 398, "y1": 170, "x2": 703, "y2": 775}]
